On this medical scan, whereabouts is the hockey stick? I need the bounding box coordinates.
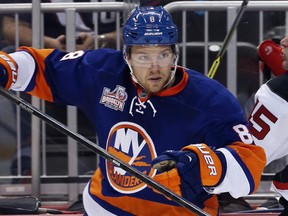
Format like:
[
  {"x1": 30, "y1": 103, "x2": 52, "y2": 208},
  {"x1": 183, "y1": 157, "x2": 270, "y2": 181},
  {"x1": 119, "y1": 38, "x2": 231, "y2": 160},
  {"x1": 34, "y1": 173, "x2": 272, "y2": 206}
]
[
  {"x1": 238, "y1": 208, "x2": 284, "y2": 213},
  {"x1": 0, "y1": 87, "x2": 210, "y2": 216},
  {"x1": 207, "y1": 0, "x2": 249, "y2": 79}
]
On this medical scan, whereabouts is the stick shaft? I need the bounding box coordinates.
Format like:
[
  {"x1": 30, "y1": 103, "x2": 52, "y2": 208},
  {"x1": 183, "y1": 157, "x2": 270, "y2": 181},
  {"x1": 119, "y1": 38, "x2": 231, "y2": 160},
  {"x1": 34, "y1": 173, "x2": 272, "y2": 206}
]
[
  {"x1": 0, "y1": 87, "x2": 210, "y2": 216},
  {"x1": 207, "y1": 0, "x2": 249, "y2": 78}
]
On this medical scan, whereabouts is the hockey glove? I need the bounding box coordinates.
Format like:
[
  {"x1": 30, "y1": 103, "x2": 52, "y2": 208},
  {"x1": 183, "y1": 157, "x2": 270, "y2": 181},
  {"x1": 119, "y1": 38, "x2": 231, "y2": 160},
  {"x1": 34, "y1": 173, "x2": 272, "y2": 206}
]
[
  {"x1": 0, "y1": 51, "x2": 18, "y2": 89},
  {"x1": 257, "y1": 38, "x2": 286, "y2": 80},
  {"x1": 151, "y1": 143, "x2": 223, "y2": 201}
]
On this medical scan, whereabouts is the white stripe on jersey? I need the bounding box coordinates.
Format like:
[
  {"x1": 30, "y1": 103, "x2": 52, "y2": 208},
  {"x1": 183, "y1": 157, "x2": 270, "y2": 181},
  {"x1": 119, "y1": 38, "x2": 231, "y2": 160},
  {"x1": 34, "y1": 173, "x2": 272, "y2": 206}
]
[
  {"x1": 9, "y1": 52, "x2": 35, "y2": 91},
  {"x1": 209, "y1": 148, "x2": 250, "y2": 198},
  {"x1": 83, "y1": 182, "x2": 117, "y2": 216}
]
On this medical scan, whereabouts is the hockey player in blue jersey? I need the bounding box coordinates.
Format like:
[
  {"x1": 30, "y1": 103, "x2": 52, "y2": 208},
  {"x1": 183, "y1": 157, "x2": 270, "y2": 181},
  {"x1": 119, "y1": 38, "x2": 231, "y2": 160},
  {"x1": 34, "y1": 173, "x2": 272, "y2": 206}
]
[{"x1": 0, "y1": 6, "x2": 265, "y2": 216}]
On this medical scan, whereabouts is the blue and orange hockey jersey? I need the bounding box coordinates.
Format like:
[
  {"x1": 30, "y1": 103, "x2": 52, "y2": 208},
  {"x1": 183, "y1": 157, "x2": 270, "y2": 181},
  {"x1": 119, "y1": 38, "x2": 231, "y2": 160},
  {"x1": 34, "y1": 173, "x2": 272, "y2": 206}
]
[{"x1": 0, "y1": 47, "x2": 266, "y2": 216}]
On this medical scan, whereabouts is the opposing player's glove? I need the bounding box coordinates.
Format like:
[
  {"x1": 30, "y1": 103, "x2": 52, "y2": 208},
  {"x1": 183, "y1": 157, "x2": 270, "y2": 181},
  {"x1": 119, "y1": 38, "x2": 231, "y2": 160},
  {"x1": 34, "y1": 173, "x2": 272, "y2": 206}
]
[
  {"x1": 151, "y1": 143, "x2": 223, "y2": 202},
  {"x1": 257, "y1": 38, "x2": 286, "y2": 80},
  {"x1": 0, "y1": 51, "x2": 18, "y2": 89}
]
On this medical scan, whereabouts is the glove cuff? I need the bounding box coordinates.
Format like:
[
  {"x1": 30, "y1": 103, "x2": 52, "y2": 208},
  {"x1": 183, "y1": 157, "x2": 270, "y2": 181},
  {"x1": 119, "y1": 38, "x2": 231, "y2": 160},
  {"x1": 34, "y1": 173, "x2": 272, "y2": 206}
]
[
  {"x1": 0, "y1": 52, "x2": 18, "y2": 89},
  {"x1": 182, "y1": 143, "x2": 222, "y2": 187}
]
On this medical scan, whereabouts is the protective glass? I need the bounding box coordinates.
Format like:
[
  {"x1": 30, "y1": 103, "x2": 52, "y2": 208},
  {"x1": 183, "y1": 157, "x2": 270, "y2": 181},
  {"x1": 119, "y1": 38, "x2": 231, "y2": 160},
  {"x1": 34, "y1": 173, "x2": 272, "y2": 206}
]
[{"x1": 129, "y1": 51, "x2": 176, "y2": 68}]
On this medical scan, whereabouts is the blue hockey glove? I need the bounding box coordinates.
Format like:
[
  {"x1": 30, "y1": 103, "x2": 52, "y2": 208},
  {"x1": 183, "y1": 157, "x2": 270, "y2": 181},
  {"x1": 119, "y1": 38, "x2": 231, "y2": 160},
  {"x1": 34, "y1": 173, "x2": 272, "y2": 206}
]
[
  {"x1": 152, "y1": 149, "x2": 204, "y2": 199},
  {"x1": 151, "y1": 144, "x2": 223, "y2": 202},
  {"x1": 0, "y1": 64, "x2": 8, "y2": 87}
]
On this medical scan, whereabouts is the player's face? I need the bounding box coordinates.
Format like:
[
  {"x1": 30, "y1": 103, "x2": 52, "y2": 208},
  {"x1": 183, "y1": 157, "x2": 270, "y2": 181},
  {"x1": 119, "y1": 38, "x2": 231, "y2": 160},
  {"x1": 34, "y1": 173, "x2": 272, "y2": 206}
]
[
  {"x1": 281, "y1": 37, "x2": 288, "y2": 70},
  {"x1": 128, "y1": 45, "x2": 175, "y2": 93}
]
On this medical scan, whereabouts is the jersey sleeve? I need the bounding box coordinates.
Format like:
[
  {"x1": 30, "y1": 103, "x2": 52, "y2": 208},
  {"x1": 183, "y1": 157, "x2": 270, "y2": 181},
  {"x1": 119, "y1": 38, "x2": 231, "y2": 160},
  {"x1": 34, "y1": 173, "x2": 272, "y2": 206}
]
[
  {"x1": 249, "y1": 80, "x2": 288, "y2": 165},
  {"x1": 7, "y1": 46, "x2": 89, "y2": 103},
  {"x1": 10, "y1": 47, "x2": 55, "y2": 101},
  {"x1": 6, "y1": 46, "x2": 125, "y2": 107},
  {"x1": 198, "y1": 83, "x2": 267, "y2": 198},
  {"x1": 210, "y1": 141, "x2": 266, "y2": 198},
  {"x1": 202, "y1": 116, "x2": 266, "y2": 198},
  {"x1": 13, "y1": 46, "x2": 91, "y2": 104}
]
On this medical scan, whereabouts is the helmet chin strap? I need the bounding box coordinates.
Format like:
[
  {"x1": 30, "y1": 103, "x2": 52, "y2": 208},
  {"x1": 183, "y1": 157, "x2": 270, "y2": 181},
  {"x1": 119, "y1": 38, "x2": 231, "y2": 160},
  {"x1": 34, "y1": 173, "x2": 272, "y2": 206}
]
[
  {"x1": 123, "y1": 55, "x2": 145, "y2": 89},
  {"x1": 125, "y1": 56, "x2": 178, "y2": 92},
  {"x1": 126, "y1": 62, "x2": 145, "y2": 89},
  {"x1": 163, "y1": 55, "x2": 178, "y2": 88}
]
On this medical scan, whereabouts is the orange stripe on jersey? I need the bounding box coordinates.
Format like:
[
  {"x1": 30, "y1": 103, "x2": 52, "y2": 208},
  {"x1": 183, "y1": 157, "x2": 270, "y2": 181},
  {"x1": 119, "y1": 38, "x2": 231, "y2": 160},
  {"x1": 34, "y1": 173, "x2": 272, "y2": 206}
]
[
  {"x1": 228, "y1": 142, "x2": 266, "y2": 193},
  {"x1": 17, "y1": 46, "x2": 54, "y2": 102},
  {"x1": 203, "y1": 194, "x2": 218, "y2": 215},
  {"x1": 90, "y1": 168, "x2": 218, "y2": 216},
  {"x1": 182, "y1": 143, "x2": 222, "y2": 186}
]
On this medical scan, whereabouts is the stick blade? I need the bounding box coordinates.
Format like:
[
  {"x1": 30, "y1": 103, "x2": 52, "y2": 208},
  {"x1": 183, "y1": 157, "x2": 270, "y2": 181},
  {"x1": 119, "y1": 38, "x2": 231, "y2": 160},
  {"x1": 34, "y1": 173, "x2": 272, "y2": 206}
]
[
  {"x1": 0, "y1": 196, "x2": 40, "y2": 214},
  {"x1": 207, "y1": 57, "x2": 221, "y2": 79}
]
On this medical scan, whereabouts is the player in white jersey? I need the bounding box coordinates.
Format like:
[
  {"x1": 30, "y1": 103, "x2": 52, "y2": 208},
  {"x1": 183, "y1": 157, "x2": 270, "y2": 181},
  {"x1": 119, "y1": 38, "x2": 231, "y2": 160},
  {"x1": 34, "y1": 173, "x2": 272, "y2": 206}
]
[{"x1": 249, "y1": 37, "x2": 288, "y2": 215}]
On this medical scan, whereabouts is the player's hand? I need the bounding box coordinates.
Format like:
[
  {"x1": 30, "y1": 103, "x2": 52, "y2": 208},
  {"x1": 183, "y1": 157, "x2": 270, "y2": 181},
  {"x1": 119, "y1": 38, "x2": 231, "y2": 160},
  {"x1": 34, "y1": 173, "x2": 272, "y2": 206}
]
[
  {"x1": 46, "y1": 35, "x2": 66, "y2": 51},
  {"x1": 152, "y1": 149, "x2": 204, "y2": 200},
  {"x1": 76, "y1": 33, "x2": 94, "y2": 50},
  {"x1": 151, "y1": 144, "x2": 223, "y2": 201},
  {"x1": 257, "y1": 38, "x2": 286, "y2": 79},
  {"x1": 0, "y1": 63, "x2": 8, "y2": 86}
]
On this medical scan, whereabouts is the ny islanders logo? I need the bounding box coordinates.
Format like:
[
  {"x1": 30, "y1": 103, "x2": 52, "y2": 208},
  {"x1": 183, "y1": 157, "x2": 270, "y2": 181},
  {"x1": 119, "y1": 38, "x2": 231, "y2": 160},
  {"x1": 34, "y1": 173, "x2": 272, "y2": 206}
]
[{"x1": 106, "y1": 122, "x2": 157, "y2": 194}]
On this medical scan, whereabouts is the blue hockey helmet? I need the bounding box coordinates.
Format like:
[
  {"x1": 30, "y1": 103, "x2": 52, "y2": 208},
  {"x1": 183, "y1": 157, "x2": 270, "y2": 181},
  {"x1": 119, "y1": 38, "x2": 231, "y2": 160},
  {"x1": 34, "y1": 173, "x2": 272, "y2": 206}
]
[
  {"x1": 123, "y1": 6, "x2": 178, "y2": 46},
  {"x1": 123, "y1": 6, "x2": 179, "y2": 90}
]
